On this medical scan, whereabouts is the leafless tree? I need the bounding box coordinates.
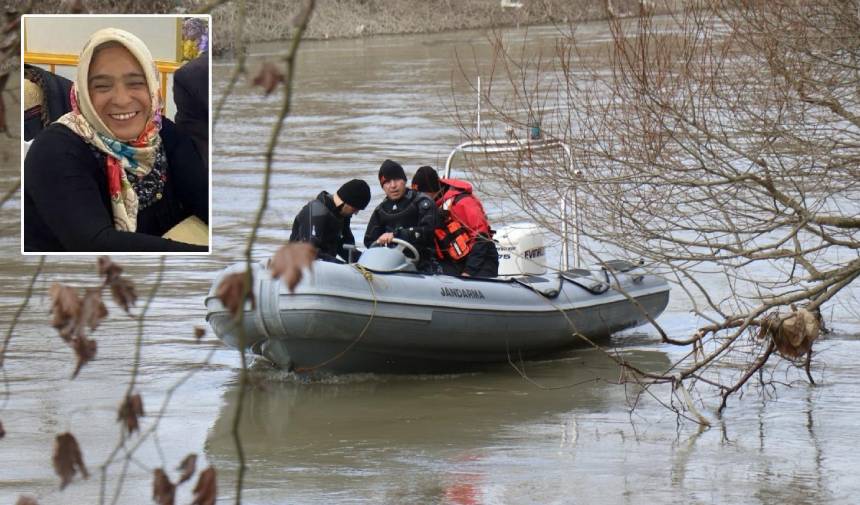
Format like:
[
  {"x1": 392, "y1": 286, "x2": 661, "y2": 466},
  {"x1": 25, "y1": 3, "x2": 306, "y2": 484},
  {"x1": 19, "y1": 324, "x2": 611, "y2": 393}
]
[{"x1": 454, "y1": 0, "x2": 860, "y2": 420}]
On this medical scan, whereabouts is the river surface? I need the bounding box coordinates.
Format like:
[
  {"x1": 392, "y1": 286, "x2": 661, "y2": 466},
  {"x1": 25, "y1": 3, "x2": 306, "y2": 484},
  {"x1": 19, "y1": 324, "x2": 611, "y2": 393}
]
[{"x1": 2, "y1": 21, "x2": 860, "y2": 505}]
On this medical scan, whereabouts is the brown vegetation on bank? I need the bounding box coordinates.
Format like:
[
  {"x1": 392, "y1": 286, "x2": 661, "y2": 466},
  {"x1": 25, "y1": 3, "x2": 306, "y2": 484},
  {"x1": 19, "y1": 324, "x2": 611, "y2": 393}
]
[
  {"x1": 215, "y1": 0, "x2": 577, "y2": 48},
  {"x1": 212, "y1": 0, "x2": 687, "y2": 52},
  {"x1": 28, "y1": 0, "x2": 683, "y2": 53}
]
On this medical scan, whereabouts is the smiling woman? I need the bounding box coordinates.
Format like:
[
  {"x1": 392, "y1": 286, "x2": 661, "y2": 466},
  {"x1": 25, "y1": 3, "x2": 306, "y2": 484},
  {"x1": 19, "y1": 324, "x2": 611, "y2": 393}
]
[
  {"x1": 23, "y1": 27, "x2": 209, "y2": 253},
  {"x1": 87, "y1": 42, "x2": 152, "y2": 142}
]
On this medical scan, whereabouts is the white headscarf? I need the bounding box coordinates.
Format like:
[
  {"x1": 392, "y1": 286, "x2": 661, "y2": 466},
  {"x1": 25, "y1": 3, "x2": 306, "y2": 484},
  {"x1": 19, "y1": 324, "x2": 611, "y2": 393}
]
[{"x1": 56, "y1": 28, "x2": 164, "y2": 232}]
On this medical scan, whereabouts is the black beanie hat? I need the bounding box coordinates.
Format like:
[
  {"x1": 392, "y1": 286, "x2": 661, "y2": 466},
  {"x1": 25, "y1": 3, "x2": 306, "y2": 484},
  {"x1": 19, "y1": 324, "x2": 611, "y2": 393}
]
[
  {"x1": 378, "y1": 159, "x2": 407, "y2": 185},
  {"x1": 337, "y1": 179, "x2": 371, "y2": 210},
  {"x1": 412, "y1": 165, "x2": 440, "y2": 193}
]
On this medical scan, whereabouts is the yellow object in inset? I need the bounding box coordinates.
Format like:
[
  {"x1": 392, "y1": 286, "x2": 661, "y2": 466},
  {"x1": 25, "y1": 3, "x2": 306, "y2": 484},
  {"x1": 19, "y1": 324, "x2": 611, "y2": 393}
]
[
  {"x1": 182, "y1": 40, "x2": 200, "y2": 62},
  {"x1": 163, "y1": 215, "x2": 208, "y2": 246},
  {"x1": 24, "y1": 79, "x2": 44, "y2": 110}
]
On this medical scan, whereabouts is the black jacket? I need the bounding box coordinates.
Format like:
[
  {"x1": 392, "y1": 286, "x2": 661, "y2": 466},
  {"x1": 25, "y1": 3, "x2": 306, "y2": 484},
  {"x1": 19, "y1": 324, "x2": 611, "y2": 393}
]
[
  {"x1": 24, "y1": 119, "x2": 208, "y2": 252},
  {"x1": 173, "y1": 51, "x2": 209, "y2": 166},
  {"x1": 290, "y1": 191, "x2": 357, "y2": 263},
  {"x1": 364, "y1": 189, "x2": 439, "y2": 265}
]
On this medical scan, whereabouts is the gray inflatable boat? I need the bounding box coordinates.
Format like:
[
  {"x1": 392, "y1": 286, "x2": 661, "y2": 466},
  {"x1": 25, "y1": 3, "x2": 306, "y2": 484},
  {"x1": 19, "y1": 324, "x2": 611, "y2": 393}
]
[
  {"x1": 205, "y1": 235, "x2": 671, "y2": 374},
  {"x1": 206, "y1": 139, "x2": 670, "y2": 373}
]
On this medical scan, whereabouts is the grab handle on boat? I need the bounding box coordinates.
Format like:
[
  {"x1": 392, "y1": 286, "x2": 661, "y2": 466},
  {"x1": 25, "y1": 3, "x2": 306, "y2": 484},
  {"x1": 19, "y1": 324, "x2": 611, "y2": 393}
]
[
  {"x1": 513, "y1": 275, "x2": 563, "y2": 299},
  {"x1": 343, "y1": 244, "x2": 360, "y2": 263},
  {"x1": 560, "y1": 272, "x2": 610, "y2": 295}
]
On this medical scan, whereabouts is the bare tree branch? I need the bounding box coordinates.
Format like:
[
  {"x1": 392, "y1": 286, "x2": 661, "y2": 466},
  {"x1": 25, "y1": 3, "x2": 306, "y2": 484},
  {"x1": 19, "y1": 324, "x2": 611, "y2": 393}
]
[{"x1": 455, "y1": 0, "x2": 859, "y2": 417}]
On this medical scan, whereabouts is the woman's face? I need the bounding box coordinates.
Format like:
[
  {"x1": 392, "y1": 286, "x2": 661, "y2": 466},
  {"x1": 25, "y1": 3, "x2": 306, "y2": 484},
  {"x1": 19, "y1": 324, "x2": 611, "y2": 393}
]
[{"x1": 87, "y1": 44, "x2": 151, "y2": 141}]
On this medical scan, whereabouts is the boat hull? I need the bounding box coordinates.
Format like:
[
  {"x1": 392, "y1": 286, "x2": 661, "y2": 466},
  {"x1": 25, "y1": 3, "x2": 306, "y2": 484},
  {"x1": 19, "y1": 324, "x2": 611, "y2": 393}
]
[{"x1": 205, "y1": 260, "x2": 670, "y2": 373}]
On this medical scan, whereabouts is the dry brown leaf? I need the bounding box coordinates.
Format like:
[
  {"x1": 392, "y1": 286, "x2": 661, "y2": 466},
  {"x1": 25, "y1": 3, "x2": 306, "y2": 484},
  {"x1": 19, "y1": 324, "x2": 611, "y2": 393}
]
[
  {"x1": 215, "y1": 272, "x2": 254, "y2": 318},
  {"x1": 176, "y1": 453, "x2": 197, "y2": 484},
  {"x1": 53, "y1": 432, "x2": 88, "y2": 490},
  {"x1": 49, "y1": 283, "x2": 81, "y2": 341},
  {"x1": 80, "y1": 288, "x2": 108, "y2": 333},
  {"x1": 252, "y1": 62, "x2": 284, "y2": 95},
  {"x1": 191, "y1": 466, "x2": 216, "y2": 505},
  {"x1": 153, "y1": 468, "x2": 176, "y2": 505},
  {"x1": 109, "y1": 277, "x2": 137, "y2": 314},
  {"x1": 270, "y1": 242, "x2": 316, "y2": 292},
  {"x1": 97, "y1": 256, "x2": 123, "y2": 283},
  {"x1": 98, "y1": 256, "x2": 137, "y2": 313},
  {"x1": 15, "y1": 496, "x2": 39, "y2": 505},
  {"x1": 118, "y1": 393, "x2": 145, "y2": 434},
  {"x1": 131, "y1": 394, "x2": 144, "y2": 416},
  {"x1": 71, "y1": 336, "x2": 97, "y2": 379},
  {"x1": 193, "y1": 325, "x2": 206, "y2": 341}
]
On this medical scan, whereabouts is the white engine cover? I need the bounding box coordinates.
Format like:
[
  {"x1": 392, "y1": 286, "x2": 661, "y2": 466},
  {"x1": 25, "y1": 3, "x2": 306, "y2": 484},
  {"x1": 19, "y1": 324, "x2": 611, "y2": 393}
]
[{"x1": 495, "y1": 223, "x2": 547, "y2": 277}]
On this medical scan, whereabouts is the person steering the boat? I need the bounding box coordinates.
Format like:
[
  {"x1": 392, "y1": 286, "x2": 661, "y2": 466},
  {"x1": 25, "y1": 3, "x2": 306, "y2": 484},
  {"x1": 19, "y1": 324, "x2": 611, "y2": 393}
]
[
  {"x1": 412, "y1": 165, "x2": 499, "y2": 277},
  {"x1": 364, "y1": 160, "x2": 441, "y2": 272},
  {"x1": 290, "y1": 179, "x2": 371, "y2": 263}
]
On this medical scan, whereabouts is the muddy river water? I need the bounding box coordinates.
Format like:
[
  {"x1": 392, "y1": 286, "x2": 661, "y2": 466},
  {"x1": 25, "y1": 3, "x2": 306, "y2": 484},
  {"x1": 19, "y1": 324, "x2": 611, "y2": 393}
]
[{"x1": 2, "y1": 21, "x2": 859, "y2": 505}]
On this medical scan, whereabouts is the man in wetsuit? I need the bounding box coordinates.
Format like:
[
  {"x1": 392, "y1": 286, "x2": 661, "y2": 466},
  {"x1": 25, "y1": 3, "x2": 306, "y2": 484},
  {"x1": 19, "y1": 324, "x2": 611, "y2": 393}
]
[
  {"x1": 290, "y1": 178, "x2": 371, "y2": 263},
  {"x1": 364, "y1": 159, "x2": 440, "y2": 272}
]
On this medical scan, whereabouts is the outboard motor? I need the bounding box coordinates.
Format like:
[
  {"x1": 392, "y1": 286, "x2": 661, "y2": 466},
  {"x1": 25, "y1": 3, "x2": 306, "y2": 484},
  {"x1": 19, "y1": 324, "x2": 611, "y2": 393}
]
[{"x1": 495, "y1": 223, "x2": 547, "y2": 277}]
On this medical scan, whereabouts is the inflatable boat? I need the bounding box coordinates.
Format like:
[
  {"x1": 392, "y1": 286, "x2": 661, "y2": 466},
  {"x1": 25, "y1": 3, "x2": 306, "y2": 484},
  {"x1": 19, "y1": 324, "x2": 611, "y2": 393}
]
[
  {"x1": 204, "y1": 226, "x2": 670, "y2": 373},
  {"x1": 205, "y1": 138, "x2": 670, "y2": 373}
]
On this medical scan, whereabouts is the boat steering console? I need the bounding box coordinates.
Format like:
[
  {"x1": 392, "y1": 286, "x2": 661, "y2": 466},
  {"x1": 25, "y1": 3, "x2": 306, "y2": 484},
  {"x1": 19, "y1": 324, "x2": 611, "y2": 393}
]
[
  {"x1": 357, "y1": 238, "x2": 420, "y2": 273},
  {"x1": 378, "y1": 238, "x2": 419, "y2": 263}
]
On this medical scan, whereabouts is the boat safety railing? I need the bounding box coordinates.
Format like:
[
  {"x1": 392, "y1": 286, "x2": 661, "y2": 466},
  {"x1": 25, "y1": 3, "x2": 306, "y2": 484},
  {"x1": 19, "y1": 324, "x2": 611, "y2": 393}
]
[{"x1": 443, "y1": 137, "x2": 582, "y2": 270}]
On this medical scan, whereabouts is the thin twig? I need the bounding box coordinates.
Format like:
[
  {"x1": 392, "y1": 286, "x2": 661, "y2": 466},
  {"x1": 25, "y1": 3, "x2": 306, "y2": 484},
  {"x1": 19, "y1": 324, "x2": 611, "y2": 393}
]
[
  {"x1": 126, "y1": 257, "x2": 165, "y2": 397},
  {"x1": 111, "y1": 256, "x2": 165, "y2": 505},
  {"x1": 0, "y1": 257, "x2": 44, "y2": 369},
  {"x1": 718, "y1": 340, "x2": 776, "y2": 414},
  {"x1": 233, "y1": 2, "x2": 316, "y2": 503},
  {"x1": 0, "y1": 257, "x2": 45, "y2": 415},
  {"x1": 101, "y1": 257, "x2": 166, "y2": 505},
  {"x1": 212, "y1": 0, "x2": 248, "y2": 126},
  {"x1": 0, "y1": 180, "x2": 20, "y2": 211}
]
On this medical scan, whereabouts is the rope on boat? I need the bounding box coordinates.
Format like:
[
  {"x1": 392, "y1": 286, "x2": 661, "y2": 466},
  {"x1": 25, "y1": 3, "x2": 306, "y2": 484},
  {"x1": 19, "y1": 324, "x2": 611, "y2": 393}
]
[
  {"x1": 513, "y1": 272, "x2": 611, "y2": 298},
  {"x1": 512, "y1": 275, "x2": 563, "y2": 299},
  {"x1": 293, "y1": 263, "x2": 379, "y2": 374},
  {"x1": 559, "y1": 272, "x2": 610, "y2": 295}
]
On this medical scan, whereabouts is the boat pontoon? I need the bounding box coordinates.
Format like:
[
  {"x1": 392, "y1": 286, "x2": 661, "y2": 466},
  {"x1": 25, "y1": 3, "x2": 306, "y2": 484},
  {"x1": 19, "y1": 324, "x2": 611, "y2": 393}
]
[{"x1": 205, "y1": 138, "x2": 671, "y2": 373}]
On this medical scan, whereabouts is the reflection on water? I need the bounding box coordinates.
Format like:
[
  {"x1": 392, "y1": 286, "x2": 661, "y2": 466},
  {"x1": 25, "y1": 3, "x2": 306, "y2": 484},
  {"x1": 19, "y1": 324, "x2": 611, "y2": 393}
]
[
  {"x1": 207, "y1": 349, "x2": 670, "y2": 504},
  {"x1": 202, "y1": 338, "x2": 860, "y2": 505},
  {"x1": 210, "y1": 349, "x2": 661, "y2": 451}
]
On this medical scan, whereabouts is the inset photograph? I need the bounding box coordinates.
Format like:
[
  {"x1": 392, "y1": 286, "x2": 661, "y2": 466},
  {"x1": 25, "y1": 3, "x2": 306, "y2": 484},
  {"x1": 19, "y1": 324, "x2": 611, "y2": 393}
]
[{"x1": 22, "y1": 15, "x2": 211, "y2": 254}]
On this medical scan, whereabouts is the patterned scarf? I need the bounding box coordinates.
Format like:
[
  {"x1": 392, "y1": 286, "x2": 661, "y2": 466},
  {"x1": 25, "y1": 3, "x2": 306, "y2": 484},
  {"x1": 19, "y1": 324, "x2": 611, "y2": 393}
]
[{"x1": 56, "y1": 28, "x2": 163, "y2": 232}]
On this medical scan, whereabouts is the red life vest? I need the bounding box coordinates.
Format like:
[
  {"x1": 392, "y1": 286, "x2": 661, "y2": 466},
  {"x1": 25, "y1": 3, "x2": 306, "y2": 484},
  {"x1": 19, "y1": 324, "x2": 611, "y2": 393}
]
[
  {"x1": 434, "y1": 218, "x2": 471, "y2": 260},
  {"x1": 434, "y1": 191, "x2": 472, "y2": 260}
]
